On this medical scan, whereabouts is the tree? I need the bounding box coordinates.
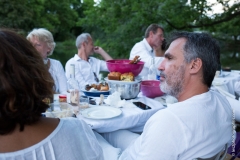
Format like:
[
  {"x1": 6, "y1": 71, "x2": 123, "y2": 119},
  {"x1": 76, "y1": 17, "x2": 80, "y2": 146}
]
[
  {"x1": 0, "y1": 0, "x2": 80, "y2": 40},
  {"x1": 77, "y1": 0, "x2": 240, "y2": 61}
]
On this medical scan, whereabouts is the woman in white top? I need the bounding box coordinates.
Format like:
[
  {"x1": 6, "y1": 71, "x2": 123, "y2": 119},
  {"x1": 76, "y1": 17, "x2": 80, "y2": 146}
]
[
  {"x1": 27, "y1": 28, "x2": 68, "y2": 94},
  {"x1": 0, "y1": 28, "x2": 104, "y2": 160}
]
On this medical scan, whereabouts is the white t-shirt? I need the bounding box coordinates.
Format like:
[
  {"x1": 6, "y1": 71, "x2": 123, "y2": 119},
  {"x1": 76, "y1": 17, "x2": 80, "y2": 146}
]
[
  {"x1": 65, "y1": 54, "x2": 108, "y2": 90},
  {"x1": 0, "y1": 118, "x2": 104, "y2": 160},
  {"x1": 48, "y1": 58, "x2": 68, "y2": 94},
  {"x1": 120, "y1": 90, "x2": 233, "y2": 160},
  {"x1": 129, "y1": 38, "x2": 163, "y2": 77}
]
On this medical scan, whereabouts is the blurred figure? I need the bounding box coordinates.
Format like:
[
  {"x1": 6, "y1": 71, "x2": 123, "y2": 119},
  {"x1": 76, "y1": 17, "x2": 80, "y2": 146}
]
[
  {"x1": 27, "y1": 28, "x2": 68, "y2": 94},
  {"x1": 129, "y1": 24, "x2": 165, "y2": 77},
  {"x1": 65, "y1": 33, "x2": 112, "y2": 89},
  {"x1": 0, "y1": 28, "x2": 103, "y2": 160},
  {"x1": 154, "y1": 39, "x2": 167, "y2": 57}
]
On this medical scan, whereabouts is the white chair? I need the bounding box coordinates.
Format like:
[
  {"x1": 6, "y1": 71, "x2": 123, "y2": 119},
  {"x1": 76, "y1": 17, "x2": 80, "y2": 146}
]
[{"x1": 193, "y1": 144, "x2": 228, "y2": 160}]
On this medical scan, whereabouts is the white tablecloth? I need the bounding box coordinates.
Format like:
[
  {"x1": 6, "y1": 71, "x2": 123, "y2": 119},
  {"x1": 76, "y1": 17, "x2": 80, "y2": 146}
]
[
  {"x1": 77, "y1": 96, "x2": 166, "y2": 133},
  {"x1": 213, "y1": 70, "x2": 240, "y2": 95}
]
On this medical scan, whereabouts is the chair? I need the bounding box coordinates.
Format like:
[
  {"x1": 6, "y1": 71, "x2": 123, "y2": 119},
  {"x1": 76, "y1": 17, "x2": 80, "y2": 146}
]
[{"x1": 193, "y1": 144, "x2": 228, "y2": 160}]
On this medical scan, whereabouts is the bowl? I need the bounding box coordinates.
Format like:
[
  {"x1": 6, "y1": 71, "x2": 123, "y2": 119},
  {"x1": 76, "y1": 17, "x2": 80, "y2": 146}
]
[
  {"x1": 141, "y1": 80, "x2": 164, "y2": 98},
  {"x1": 81, "y1": 90, "x2": 110, "y2": 97},
  {"x1": 107, "y1": 81, "x2": 141, "y2": 100},
  {"x1": 106, "y1": 59, "x2": 144, "y2": 76}
]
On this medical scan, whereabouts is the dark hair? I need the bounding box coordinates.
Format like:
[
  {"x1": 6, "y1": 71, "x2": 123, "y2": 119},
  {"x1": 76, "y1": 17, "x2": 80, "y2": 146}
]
[
  {"x1": 0, "y1": 28, "x2": 55, "y2": 135},
  {"x1": 144, "y1": 24, "x2": 164, "y2": 38},
  {"x1": 169, "y1": 31, "x2": 220, "y2": 87}
]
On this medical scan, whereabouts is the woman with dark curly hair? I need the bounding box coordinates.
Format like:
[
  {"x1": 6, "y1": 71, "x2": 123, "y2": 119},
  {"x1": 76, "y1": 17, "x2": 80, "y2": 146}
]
[{"x1": 0, "y1": 28, "x2": 104, "y2": 160}]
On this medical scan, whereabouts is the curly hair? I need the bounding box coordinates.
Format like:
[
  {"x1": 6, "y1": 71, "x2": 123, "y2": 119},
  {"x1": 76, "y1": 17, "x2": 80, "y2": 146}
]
[{"x1": 0, "y1": 28, "x2": 55, "y2": 135}]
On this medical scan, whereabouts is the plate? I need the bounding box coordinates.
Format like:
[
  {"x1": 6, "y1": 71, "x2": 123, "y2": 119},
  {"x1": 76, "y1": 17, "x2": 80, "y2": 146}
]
[
  {"x1": 81, "y1": 90, "x2": 110, "y2": 97},
  {"x1": 81, "y1": 106, "x2": 122, "y2": 119},
  {"x1": 104, "y1": 76, "x2": 142, "y2": 84}
]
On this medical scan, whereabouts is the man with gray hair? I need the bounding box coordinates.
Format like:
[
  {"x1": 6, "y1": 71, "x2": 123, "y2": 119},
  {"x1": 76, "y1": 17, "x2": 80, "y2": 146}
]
[
  {"x1": 65, "y1": 33, "x2": 112, "y2": 89},
  {"x1": 101, "y1": 31, "x2": 232, "y2": 159},
  {"x1": 129, "y1": 24, "x2": 165, "y2": 78}
]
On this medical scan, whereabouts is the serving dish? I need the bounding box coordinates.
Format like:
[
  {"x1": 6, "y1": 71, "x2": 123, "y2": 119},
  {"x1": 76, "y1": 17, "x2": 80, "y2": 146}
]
[
  {"x1": 81, "y1": 90, "x2": 110, "y2": 97},
  {"x1": 106, "y1": 59, "x2": 144, "y2": 76}
]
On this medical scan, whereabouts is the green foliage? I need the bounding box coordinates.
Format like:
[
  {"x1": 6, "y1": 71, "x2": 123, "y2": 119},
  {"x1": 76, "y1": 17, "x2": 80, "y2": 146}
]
[{"x1": 0, "y1": 0, "x2": 239, "y2": 69}]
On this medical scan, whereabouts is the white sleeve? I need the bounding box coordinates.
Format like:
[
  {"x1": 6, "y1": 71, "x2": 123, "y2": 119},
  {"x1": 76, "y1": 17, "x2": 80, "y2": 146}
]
[
  {"x1": 55, "y1": 61, "x2": 68, "y2": 94},
  {"x1": 70, "y1": 119, "x2": 105, "y2": 160},
  {"x1": 121, "y1": 110, "x2": 186, "y2": 160},
  {"x1": 234, "y1": 81, "x2": 240, "y2": 94}
]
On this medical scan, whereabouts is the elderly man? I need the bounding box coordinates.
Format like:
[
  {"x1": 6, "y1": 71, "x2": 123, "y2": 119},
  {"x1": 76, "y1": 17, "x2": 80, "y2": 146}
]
[
  {"x1": 129, "y1": 24, "x2": 165, "y2": 77},
  {"x1": 102, "y1": 31, "x2": 233, "y2": 159},
  {"x1": 65, "y1": 33, "x2": 112, "y2": 89}
]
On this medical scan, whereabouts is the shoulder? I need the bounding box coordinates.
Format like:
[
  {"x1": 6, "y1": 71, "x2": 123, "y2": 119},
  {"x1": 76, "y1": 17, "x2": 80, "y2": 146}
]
[
  {"x1": 49, "y1": 58, "x2": 61, "y2": 64},
  {"x1": 89, "y1": 57, "x2": 105, "y2": 63}
]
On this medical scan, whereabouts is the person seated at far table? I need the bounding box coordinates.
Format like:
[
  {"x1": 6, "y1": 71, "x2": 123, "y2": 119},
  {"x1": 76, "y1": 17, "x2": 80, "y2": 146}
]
[
  {"x1": 102, "y1": 31, "x2": 233, "y2": 160},
  {"x1": 154, "y1": 38, "x2": 167, "y2": 57},
  {"x1": 65, "y1": 33, "x2": 113, "y2": 89},
  {"x1": 27, "y1": 28, "x2": 68, "y2": 94},
  {"x1": 0, "y1": 28, "x2": 104, "y2": 160},
  {"x1": 129, "y1": 24, "x2": 165, "y2": 77}
]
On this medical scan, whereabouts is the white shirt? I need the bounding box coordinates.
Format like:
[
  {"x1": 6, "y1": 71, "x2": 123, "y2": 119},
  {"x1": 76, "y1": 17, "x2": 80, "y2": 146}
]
[
  {"x1": 48, "y1": 58, "x2": 68, "y2": 94},
  {"x1": 65, "y1": 54, "x2": 108, "y2": 90},
  {"x1": 0, "y1": 118, "x2": 104, "y2": 160},
  {"x1": 234, "y1": 81, "x2": 240, "y2": 95},
  {"x1": 129, "y1": 38, "x2": 163, "y2": 77},
  {"x1": 120, "y1": 90, "x2": 233, "y2": 160}
]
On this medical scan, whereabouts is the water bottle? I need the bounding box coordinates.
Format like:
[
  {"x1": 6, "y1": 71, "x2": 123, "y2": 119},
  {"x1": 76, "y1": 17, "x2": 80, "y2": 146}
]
[
  {"x1": 147, "y1": 57, "x2": 158, "y2": 80},
  {"x1": 67, "y1": 64, "x2": 79, "y2": 106}
]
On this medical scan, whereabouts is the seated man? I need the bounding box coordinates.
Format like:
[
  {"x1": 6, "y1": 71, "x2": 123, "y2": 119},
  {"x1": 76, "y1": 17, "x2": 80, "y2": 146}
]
[
  {"x1": 129, "y1": 24, "x2": 165, "y2": 77},
  {"x1": 65, "y1": 33, "x2": 112, "y2": 89},
  {"x1": 103, "y1": 31, "x2": 233, "y2": 159}
]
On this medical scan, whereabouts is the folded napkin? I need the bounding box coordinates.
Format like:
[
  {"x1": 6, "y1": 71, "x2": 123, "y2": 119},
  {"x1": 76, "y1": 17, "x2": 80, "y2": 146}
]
[{"x1": 104, "y1": 91, "x2": 136, "y2": 108}]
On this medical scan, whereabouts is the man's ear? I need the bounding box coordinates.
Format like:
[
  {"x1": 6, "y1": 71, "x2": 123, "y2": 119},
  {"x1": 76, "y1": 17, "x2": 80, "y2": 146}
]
[{"x1": 189, "y1": 58, "x2": 202, "y2": 74}]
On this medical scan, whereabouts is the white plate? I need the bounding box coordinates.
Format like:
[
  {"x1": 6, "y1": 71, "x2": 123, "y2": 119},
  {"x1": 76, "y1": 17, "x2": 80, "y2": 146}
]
[
  {"x1": 81, "y1": 106, "x2": 122, "y2": 119},
  {"x1": 104, "y1": 77, "x2": 142, "y2": 84}
]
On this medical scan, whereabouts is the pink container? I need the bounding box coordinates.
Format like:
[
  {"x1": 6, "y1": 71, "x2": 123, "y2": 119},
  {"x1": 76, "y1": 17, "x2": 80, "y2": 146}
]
[
  {"x1": 141, "y1": 80, "x2": 164, "y2": 98},
  {"x1": 106, "y1": 59, "x2": 144, "y2": 77}
]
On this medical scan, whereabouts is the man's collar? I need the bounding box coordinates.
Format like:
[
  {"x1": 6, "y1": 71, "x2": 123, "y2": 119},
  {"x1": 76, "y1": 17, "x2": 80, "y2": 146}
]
[
  {"x1": 143, "y1": 38, "x2": 153, "y2": 53},
  {"x1": 74, "y1": 54, "x2": 91, "y2": 61}
]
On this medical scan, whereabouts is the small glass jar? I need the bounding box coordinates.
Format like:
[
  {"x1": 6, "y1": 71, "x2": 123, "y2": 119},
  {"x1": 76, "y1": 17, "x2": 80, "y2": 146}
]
[{"x1": 59, "y1": 94, "x2": 67, "y2": 102}]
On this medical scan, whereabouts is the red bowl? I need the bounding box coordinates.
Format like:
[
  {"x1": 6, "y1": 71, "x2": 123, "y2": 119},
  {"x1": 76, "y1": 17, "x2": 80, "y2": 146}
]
[
  {"x1": 106, "y1": 59, "x2": 144, "y2": 77},
  {"x1": 141, "y1": 80, "x2": 164, "y2": 98}
]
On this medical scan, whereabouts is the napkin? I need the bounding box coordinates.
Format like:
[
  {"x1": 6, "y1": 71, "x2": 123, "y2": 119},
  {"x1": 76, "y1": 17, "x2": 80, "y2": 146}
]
[{"x1": 104, "y1": 91, "x2": 136, "y2": 108}]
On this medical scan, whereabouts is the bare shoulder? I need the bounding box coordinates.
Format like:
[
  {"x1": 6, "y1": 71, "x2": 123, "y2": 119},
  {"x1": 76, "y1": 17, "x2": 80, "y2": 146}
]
[{"x1": 0, "y1": 117, "x2": 60, "y2": 152}]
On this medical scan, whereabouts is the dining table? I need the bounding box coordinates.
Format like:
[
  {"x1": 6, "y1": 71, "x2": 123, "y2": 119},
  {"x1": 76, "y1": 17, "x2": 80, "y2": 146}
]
[{"x1": 76, "y1": 96, "x2": 166, "y2": 133}]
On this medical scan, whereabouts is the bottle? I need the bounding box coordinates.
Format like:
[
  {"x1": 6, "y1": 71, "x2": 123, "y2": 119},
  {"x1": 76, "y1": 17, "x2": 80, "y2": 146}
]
[
  {"x1": 67, "y1": 64, "x2": 79, "y2": 106},
  {"x1": 147, "y1": 57, "x2": 158, "y2": 80}
]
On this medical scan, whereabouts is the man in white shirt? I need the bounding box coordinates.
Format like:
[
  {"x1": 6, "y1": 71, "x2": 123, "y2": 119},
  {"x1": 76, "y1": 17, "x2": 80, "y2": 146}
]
[
  {"x1": 102, "y1": 31, "x2": 233, "y2": 159},
  {"x1": 65, "y1": 33, "x2": 112, "y2": 89},
  {"x1": 129, "y1": 24, "x2": 165, "y2": 77}
]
